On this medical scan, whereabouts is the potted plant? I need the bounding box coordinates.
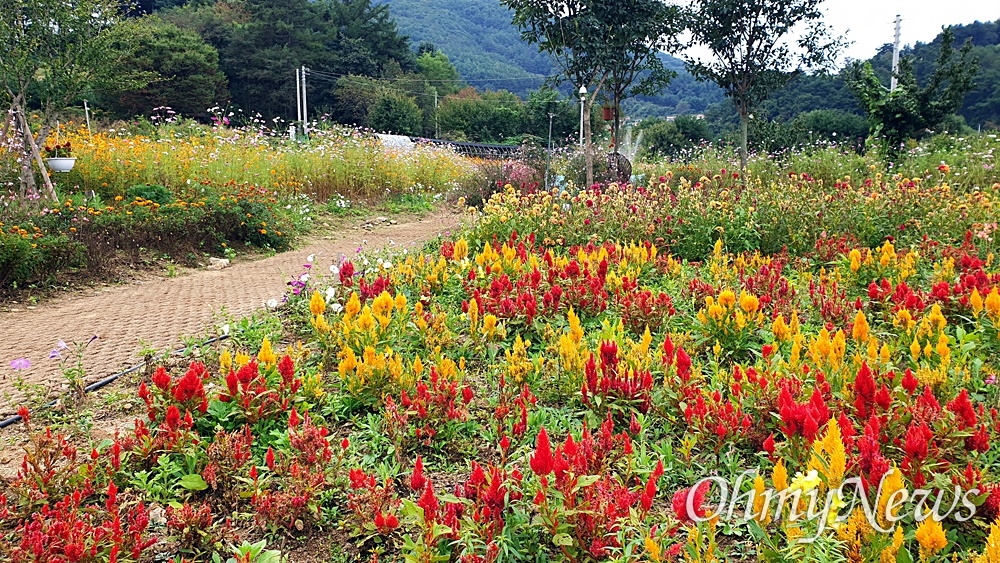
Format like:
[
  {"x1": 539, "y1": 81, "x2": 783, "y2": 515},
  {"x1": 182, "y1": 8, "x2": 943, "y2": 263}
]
[{"x1": 44, "y1": 141, "x2": 76, "y2": 172}]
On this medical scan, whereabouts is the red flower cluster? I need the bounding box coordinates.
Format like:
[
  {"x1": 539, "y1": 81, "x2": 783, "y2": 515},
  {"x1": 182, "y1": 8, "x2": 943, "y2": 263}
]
[
  {"x1": 581, "y1": 343, "x2": 654, "y2": 416},
  {"x1": 220, "y1": 356, "x2": 302, "y2": 423}
]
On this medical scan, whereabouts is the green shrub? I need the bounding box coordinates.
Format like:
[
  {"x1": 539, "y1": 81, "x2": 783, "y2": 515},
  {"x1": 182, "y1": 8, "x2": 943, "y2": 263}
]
[{"x1": 126, "y1": 184, "x2": 175, "y2": 205}]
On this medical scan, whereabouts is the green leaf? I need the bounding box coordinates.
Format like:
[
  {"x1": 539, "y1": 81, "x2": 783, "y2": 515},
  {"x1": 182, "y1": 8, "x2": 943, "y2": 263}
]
[
  {"x1": 552, "y1": 533, "x2": 574, "y2": 547},
  {"x1": 575, "y1": 475, "x2": 601, "y2": 488},
  {"x1": 179, "y1": 473, "x2": 208, "y2": 491}
]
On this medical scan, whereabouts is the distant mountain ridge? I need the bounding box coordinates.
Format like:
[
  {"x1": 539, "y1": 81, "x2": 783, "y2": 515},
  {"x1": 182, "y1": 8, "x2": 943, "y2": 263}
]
[{"x1": 381, "y1": 0, "x2": 1000, "y2": 126}]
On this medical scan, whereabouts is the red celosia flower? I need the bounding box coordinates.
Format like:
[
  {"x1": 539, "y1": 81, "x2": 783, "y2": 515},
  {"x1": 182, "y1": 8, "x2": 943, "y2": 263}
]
[
  {"x1": 411, "y1": 455, "x2": 426, "y2": 491},
  {"x1": 671, "y1": 480, "x2": 711, "y2": 524},
  {"x1": 265, "y1": 447, "x2": 276, "y2": 470},
  {"x1": 341, "y1": 438, "x2": 350, "y2": 450},
  {"x1": 289, "y1": 408, "x2": 301, "y2": 428},
  {"x1": 462, "y1": 386, "x2": 474, "y2": 404},
  {"x1": 165, "y1": 405, "x2": 181, "y2": 429},
  {"x1": 16, "y1": 405, "x2": 29, "y2": 425},
  {"x1": 947, "y1": 389, "x2": 977, "y2": 429},
  {"x1": 417, "y1": 481, "x2": 438, "y2": 524},
  {"x1": 152, "y1": 366, "x2": 171, "y2": 391},
  {"x1": 901, "y1": 369, "x2": 919, "y2": 394},
  {"x1": 530, "y1": 427, "x2": 554, "y2": 476},
  {"x1": 278, "y1": 355, "x2": 295, "y2": 381},
  {"x1": 762, "y1": 434, "x2": 775, "y2": 457}
]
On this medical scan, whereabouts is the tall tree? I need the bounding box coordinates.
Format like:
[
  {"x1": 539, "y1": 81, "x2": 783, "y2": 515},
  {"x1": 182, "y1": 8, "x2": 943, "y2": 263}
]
[
  {"x1": 106, "y1": 16, "x2": 228, "y2": 119},
  {"x1": 848, "y1": 28, "x2": 979, "y2": 159},
  {"x1": 0, "y1": 0, "x2": 144, "y2": 198},
  {"x1": 682, "y1": 0, "x2": 846, "y2": 171},
  {"x1": 501, "y1": 0, "x2": 681, "y2": 185}
]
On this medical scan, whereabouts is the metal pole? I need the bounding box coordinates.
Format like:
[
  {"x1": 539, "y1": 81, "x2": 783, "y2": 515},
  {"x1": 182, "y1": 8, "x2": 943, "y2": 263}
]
[
  {"x1": 83, "y1": 99, "x2": 92, "y2": 136},
  {"x1": 545, "y1": 112, "x2": 554, "y2": 190},
  {"x1": 301, "y1": 66, "x2": 308, "y2": 136},
  {"x1": 890, "y1": 15, "x2": 901, "y2": 92},
  {"x1": 295, "y1": 68, "x2": 302, "y2": 126},
  {"x1": 434, "y1": 89, "x2": 439, "y2": 138},
  {"x1": 579, "y1": 96, "x2": 585, "y2": 146}
]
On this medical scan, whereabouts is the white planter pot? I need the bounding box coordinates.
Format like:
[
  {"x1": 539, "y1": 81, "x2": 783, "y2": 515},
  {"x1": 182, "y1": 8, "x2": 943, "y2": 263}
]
[{"x1": 46, "y1": 157, "x2": 76, "y2": 172}]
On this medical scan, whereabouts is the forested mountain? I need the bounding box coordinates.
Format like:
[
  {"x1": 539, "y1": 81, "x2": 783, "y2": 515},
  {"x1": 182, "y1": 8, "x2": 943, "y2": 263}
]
[
  {"x1": 381, "y1": 0, "x2": 1000, "y2": 128},
  {"x1": 378, "y1": 0, "x2": 726, "y2": 117}
]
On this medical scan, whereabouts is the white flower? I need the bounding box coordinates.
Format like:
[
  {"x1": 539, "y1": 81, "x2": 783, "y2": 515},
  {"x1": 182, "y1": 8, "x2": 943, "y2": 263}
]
[
  {"x1": 330, "y1": 265, "x2": 339, "y2": 275},
  {"x1": 220, "y1": 324, "x2": 231, "y2": 336},
  {"x1": 266, "y1": 298, "x2": 279, "y2": 309},
  {"x1": 382, "y1": 260, "x2": 392, "y2": 269},
  {"x1": 325, "y1": 286, "x2": 337, "y2": 301},
  {"x1": 331, "y1": 303, "x2": 344, "y2": 314},
  {"x1": 300, "y1": 273, "x2": 310, "y2": 282},
  {"x1": 307, "y1": 254, "x2": 315, "y2": 263}
]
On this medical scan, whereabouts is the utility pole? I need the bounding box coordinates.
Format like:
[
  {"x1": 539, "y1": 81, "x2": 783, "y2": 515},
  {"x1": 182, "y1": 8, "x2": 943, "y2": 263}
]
[
  {"x1": 434, "y1": 89, "x2": 439, "y2": 138},
  {"x1": 545, "y1": 112, "x2": 555, "y2": 190},
  {"x1": 295, "y1": 67, "x2": 302, "y2": 126},
  {"x1": 301, "y1": 65, "x2": 309, "y2": 136},
  {"x1": 890, "y1": 14, "x2": 902, "y2": 92}
]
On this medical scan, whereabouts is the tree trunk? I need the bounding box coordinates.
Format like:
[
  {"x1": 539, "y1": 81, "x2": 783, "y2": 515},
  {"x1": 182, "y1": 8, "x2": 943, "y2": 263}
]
[{"x1": 739, "y1": 112, "x2": 749, "y2": 175}]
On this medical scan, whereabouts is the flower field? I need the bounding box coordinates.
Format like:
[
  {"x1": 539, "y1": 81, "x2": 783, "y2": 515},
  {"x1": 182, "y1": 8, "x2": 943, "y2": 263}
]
[
  {"x1": 4, "y1": 147, "x2": 1000, "y2": 562},
  {"x1": 1, "y1": 122, "x2": 474, "y2": 291}
]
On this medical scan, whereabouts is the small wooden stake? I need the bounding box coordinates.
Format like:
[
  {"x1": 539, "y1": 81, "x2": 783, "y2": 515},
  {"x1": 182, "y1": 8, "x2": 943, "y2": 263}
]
[{"x1": 14, "y1": 103, "x2": 59, "y2": 203}]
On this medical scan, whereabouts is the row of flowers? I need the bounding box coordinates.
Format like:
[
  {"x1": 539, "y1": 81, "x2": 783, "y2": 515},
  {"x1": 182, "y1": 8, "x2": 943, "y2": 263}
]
[{"x1": 4, "y1": 180, "x2": 1000, "y2": 561}]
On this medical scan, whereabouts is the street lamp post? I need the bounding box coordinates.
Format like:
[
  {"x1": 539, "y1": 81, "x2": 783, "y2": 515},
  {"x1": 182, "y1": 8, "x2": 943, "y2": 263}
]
[{"x1": 578, "y1": 85, "x2": 587, "y2": 147}]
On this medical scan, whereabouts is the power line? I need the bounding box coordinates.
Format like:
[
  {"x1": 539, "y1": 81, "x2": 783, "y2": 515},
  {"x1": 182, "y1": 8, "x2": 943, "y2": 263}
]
[
  {"x1": 306, "y1": 68, "x2": 556, "y2": 84},
  {"x1": 308, "y1": 72, "x2": 576, "y2": 105}
]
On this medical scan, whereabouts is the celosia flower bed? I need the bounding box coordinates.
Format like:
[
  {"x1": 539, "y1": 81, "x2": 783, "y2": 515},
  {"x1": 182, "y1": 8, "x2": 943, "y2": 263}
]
[{"x1": 3, "y1": 178, "x2": 1000, "y2": 562}]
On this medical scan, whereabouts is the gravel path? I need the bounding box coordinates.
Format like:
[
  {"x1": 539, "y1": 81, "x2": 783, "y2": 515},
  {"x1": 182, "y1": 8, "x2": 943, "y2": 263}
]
[{"x1": 0, "y1": 209, "x2": 461, "y2": 415}]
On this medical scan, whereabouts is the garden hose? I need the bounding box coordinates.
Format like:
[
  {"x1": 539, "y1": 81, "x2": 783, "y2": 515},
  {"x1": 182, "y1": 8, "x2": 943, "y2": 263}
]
[{"x1": 0, "y1": 334, "x2": 230, "y2": 430}]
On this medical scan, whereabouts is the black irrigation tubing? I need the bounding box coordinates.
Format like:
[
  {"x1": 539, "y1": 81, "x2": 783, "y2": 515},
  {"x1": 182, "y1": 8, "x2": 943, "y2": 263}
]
[{"x1": 0, "y1": 334, "x2": 231, "y2": 430}]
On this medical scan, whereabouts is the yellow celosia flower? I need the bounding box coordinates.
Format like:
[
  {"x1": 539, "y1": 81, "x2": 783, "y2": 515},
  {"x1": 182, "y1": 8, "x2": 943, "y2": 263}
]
[
  {"x1": 911, "y1": 337, "x2": 922, "y2": 362},
  {"x1": 453, "y1": 238, "x2": 469, "y2": 261},
  {"x1": 645, "y1": 535, "x2": 661, "y2": 562},
  {"x1": 739, "y1": 291, "x2": 759, "y2": 314},
  {"x1": 970, "y1": 288, "x2": 984, "y2": 317},
  {"x1": 915, "y1": 516, "x2": 947, "y2": 561},
  {"x1": 880, "y1": 526, "x2": 905, "y2": 563},
  {"x1": 219, "y1": 349, "x2": 232, "y2": 373},
  {"x1": 310, "y1": 291, "x2": 325, "y2": 316},
  {"x1": 852, "y1": 310, "x2": 870, "y2": 343},
  {"x1": 772, "y1": 314, "x2": 790, "y2": 341},
  {"x1": 257, "y1": 337, "x2": 276, "y2": 367},
  {"x1": 718, "y1": 289, "x2": 736, "y2": 309},
  {"x1": 926, "y1": 304, "x2": 946, "y2": 333},
  {"x1": 849, "y1": 248, "x2": 862, "y2": 273},
  {"x1": 468, "y1": 297, "x2": 480, "y2": 334},
  {"x1": 235, "y1": 351, "x2": 251, "y2": 368},
  {"x1": 412, "y1": 355, "x2": 424, "y2": 377},
  {"x1": 876, "y1": 466, "x2": 905, "y2": 529},
  {"x1": 773, "y1": 459, "x2": 789, "y2": 492},
  {"x1": 808, "y1": 418, "x2": 846, "y2": 487},
  {"x1": 345, "y1": 291, "x2": 362, "y2": 319},
  {"x1": 974, "y1": 520, "x2": 1000, "y2": 563},
  {"x1": 395, "y1": 292, "x2": 407, "y2": 312},
  {"x1": 752, "y1": 474, "x2": 770, "y2": 524},
  {"x1": 482, "y1": 314, "x2": 499, "y2": 340},
  {"x1": 985, "y1": 288, "x2": 1000, "y2": 319}
]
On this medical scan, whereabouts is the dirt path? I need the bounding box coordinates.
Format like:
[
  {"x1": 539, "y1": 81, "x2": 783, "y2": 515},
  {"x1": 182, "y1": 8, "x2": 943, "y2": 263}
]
[{"x1": 0, "y1": 209, "x2": 462, "y2": 415}]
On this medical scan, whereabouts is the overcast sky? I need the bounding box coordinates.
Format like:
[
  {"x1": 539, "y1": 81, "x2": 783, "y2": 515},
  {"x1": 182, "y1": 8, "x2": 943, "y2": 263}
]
[
  {"x1": 822, "y1": 0, "x2": 996, "y2": 62},
  {"x1": 676, "y1": 1, "x2": 997, "y2": 67}
]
